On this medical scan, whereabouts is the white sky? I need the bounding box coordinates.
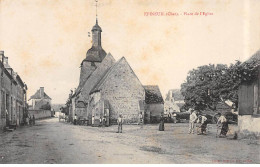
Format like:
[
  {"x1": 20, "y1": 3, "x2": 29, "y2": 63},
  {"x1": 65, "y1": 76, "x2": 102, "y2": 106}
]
[{"x1": 0, "y1": 0, "x2": 260, "y2": 104}]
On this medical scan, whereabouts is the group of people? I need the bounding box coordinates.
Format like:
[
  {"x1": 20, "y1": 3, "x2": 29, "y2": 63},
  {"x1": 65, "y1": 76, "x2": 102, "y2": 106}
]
[
  {"x1": 158, "y1": 108, "x2": 230, "y2": 137},
  {"x1": 92, "y1": 115, "x2": 108, "y2": 127},
  {"x1": 72, "y1": 109, "x2": 230, "y2": 137},
  {"x1": 188, "y1": 109, "x2": 208, "y2": 135},
  {"x1": 73, "y1": 114, "x2": 108, "y2": 126},
  {"x1": 188, "y1": 108, "x2": 229, "y2": 137}
]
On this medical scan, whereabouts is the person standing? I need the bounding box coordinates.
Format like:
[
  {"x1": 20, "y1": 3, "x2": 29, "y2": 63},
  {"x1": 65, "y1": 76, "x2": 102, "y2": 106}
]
[
  {"x1": 26, "y1": 115, "x2": 29, "y2": 126},
  {"x1": 32, "y1": 115, "x2": 35, "y2": 125},
  {"x1": 189, "y1": 110, "x2": 197, "y2": 134},
  {"x1": 159, "y1": 113, "x2": 165, "y2": 131},
  {"x1": 5, "y1": 109, "x2": 9, "y2": 127},
  {"x1": 99, "y1": 116, "x2": 102, "y2": 127},
  {"x1": 117, "y1": 114, "x2": 123, "y2": 133},
  {"x1": 138, "y1": 112, "x2": 143, "y2": 124},
  {"x1": 217, "y1": 113, "x2": 229, "y2": 137},
  {"x1": 73, "y1": 114, "x2": 77, "y2": 125},
  {"x1": 197, "y1": 115, "x2": 207, "y2": 135},
  {"x1": 102, "y1": 116, "x2": 106, "y2": 127},
  {"x1": 92, "y1": 116, "x2": 95, "y2": 126}
]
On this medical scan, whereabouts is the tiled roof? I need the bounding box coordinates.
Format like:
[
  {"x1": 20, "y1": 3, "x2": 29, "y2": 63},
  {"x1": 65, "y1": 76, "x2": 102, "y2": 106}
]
[
  {"x1": 92, "y1": 19, "x2": 102, "y2": 32},
  {"x1": 29, "y1": 89, "x2": 51, "y2": 100},
  {"x1": 242, "y1": 49, "x2": 260, "y2": 68},
  {"x1": 75, "y1": 53, "x2": 115, "y2": 98},
  {"x1": 144, "y1": 85, "x2": 164, "y2": 104},
  {"x1": 215, "y1": 102, "x2": 232, "y2": 110},
  {"x1": 83, "y1": 46, "x2": 107, "y2": 63}
]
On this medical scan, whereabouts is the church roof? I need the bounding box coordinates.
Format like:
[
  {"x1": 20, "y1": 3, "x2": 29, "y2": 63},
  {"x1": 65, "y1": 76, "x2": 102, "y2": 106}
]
[
  {"x1": 83, "y1": 46, "x2": 107, "y2": 63},
  {"x1": 90, "y1": 57, "x2": 143, "y2": 94},
  {"x1": 28, "y1": 89, "x2": 51, "y2": 101},
  {"x1": 144, "y1": 85, "x2": 164, "y2": 104},
  {"x1": 75, "y1": 53, "x2": 115, "y2": 99}
]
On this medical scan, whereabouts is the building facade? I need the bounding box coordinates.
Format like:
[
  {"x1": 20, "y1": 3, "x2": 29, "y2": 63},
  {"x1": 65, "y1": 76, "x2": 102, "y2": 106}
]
[
  {"x1": 164, "y1": 89, "x2": 185, "y2": 114},
  {"x1": 0, "y1": 51, "x2": 28, "y2": 131},
  {"x1": 238, "y1": 50, "x2": 260, "y2": 138},
  {"x1": 28, "y1": 87, "x2": 51, "y2": 110}
]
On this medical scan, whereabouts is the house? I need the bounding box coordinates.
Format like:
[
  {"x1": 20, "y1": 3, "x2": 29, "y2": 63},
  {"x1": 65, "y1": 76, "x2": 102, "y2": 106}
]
[
  {"x1": 144, "y1": 85, "x2": 164, "y2": 123},
  {"x1": 68, "y1": 18, "x2": 164, "y2": 125},
  {"x1": 28, "y1": 87, "x2": 51, "y2": 110},
  {"x1": 164, "y1": 89, "x2": 185, "y2": 113},
  {"x1": 238, "y1": 50, "x2": 260, "y2": 138},
  {"x1": 0, "y1": 51, "x2": 28, "y2": 131}
]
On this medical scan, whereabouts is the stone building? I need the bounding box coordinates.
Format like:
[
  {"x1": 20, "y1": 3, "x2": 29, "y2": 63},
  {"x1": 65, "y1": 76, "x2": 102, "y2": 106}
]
[
  {"x1": 237, "y1": 50, "x2": 260, "y2": 137},
  {"x1": 68, "y1": 19, "x2": 164, "y2": 125},
  {"x1": 28, "y1": 87, "x2": 51, "y2": 110},
  {"x1": 0, "y1": 51, "x2": 28, "y2": 131}
]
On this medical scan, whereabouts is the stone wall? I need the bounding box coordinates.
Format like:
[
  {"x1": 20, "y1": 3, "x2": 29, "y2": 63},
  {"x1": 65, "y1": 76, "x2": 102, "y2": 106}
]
[
  {"x1": 99, "y1": 57, "x2": 145, "y2": 124},
  {"x1": 28, "y1": 109, "x2": 51, "y2": 120},
  {"x1": 238, "y1": 115, "x2": 260, "y2": 138}
]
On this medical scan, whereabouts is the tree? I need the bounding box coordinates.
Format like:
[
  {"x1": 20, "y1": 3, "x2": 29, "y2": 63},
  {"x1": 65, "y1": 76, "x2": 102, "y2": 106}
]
[{"x1": 180, "y1": 62, "x2": 242, "y2": 111}]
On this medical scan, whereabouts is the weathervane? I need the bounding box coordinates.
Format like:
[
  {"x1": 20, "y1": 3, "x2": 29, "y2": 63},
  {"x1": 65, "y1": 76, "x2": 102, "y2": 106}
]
[{"x1": 95, "y1": 0, "x2": 98, "y2": 20}]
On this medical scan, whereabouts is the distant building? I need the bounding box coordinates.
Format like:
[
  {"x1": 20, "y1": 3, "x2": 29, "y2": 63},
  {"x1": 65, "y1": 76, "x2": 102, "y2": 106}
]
[
  {"x1": 238, "y1": 50, "x2": 260, "y2": 137},
  {"x1": 67, "y1": 19, "x2": 164, "y2": 125},
  {"x1": 0, "y1": 51, "x2": 28, "y2": 131},
  {"x1": 28, "y1": 87, "x2": 51, "y2": 110},
  {"x1": 164, "y1": 89, "x2": 185, "y2": 113}
]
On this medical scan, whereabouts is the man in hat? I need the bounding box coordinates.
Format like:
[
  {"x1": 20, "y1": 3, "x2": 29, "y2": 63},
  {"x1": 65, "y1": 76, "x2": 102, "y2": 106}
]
[
  {"x1": 189, "y1": 109, "x2": 197, "y2": 134},
  {"x1": 73, "y1": 114, "x2": 77, "y2": 125},
  {"x1": 117, "y1": 114, "x2": 123, "y2": 133},
  {"x1": 91, "y1": 115, "x2": 95, "y2": 127}
]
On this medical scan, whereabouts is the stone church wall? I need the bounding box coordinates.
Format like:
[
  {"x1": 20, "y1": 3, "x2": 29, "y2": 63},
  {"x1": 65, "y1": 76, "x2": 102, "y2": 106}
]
[{"x1": 99, "y1": 58, "x2": 145, "y2": 124}]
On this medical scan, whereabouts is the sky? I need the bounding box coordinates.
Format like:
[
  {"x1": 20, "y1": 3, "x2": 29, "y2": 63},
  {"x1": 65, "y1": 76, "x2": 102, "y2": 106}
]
[{"x1": 0, "y1": 0, "x2": 260, "y2": 104}]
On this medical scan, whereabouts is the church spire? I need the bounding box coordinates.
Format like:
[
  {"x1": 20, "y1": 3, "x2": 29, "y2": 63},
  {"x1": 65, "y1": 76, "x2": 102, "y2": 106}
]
[
  {"x1": 91, "y1": 0, "x2": 102, "y2": 47},
  {"x1": 95, "y1": 0, "x2": 98, "y2": 23}
]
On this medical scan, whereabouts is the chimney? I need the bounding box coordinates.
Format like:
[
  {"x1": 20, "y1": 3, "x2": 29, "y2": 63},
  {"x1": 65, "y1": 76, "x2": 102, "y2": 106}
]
[
  {"x1": 169, "y1": 90, "x2": 173, "y2": 99},
  {"x1": 3, "y1": 57, "x2": 8, "y2": 65},
  {"x1": 0, "y1": 51, "x2": 4, "y2": 62},
  {"x1": 40, "y1": 87, "x2": 44, "y2": 98}
]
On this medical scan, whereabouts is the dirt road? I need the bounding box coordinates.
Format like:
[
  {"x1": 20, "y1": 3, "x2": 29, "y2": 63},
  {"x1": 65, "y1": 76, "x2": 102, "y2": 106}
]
[{"x1": 0, "y1": 118, "x2": 259, "y2": 164}]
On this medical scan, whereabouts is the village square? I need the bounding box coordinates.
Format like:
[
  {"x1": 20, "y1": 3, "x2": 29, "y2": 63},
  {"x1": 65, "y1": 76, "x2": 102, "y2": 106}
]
[{"x1": 0, "y1": 0, "x2": 259, "y2": 164}]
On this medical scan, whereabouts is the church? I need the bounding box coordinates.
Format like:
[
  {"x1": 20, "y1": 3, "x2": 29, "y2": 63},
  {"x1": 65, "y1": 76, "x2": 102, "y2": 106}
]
[{"x1": 68, "y1": 18, "x2": 164, "y2": 125}]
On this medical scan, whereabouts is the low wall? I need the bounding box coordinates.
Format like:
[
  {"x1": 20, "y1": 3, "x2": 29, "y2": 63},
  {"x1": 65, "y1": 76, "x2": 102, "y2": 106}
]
[
  {"x1": 28, "y1": 109, "x2": 52, "y2": 120},
  {"x1": 238, "y1": 115, "x2": 260, "y2": 139}
]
